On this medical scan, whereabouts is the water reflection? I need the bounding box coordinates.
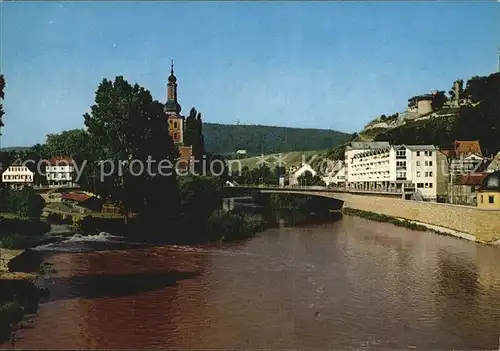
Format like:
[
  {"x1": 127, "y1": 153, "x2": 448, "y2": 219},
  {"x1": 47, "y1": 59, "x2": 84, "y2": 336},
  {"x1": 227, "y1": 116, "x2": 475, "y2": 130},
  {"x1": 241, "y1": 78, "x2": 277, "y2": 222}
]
[{"x1": 3, "y1": 214, "x2": 500, "y2": 349}]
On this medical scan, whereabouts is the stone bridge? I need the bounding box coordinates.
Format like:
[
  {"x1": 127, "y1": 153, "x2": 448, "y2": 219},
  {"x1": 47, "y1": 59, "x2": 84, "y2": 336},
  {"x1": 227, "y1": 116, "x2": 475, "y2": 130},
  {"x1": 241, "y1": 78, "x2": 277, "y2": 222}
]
[{"x1": 222, "y1": 185, "x2": 403, "y2": 202}]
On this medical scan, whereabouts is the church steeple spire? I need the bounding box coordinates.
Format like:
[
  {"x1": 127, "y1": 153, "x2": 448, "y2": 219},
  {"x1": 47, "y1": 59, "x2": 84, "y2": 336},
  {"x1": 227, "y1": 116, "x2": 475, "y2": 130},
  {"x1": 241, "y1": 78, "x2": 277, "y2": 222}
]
[{"x1": 165, "y1": 58, "x2": 181, "y2": 115}]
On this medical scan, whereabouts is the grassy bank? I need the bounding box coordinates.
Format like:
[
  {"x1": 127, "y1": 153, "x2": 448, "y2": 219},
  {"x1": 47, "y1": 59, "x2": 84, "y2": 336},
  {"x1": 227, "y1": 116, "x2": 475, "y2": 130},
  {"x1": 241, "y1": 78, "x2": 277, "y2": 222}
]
[
  {"x1": 342, "y1": 208, "x2": 430, "y2": 231},
  {"x1": 0, "y1": 247, "x2": 52, "y2": 345},
  {"x1": 0, "y1": 213, "x2": 51, "y2": 251}
]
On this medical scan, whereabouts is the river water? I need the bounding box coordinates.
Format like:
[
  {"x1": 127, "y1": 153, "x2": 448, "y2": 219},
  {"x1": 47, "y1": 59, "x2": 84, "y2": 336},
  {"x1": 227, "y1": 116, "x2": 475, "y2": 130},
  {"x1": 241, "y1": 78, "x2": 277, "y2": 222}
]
[{"x1": 3, "y1": 214, "x2": 500, "y2": 350}]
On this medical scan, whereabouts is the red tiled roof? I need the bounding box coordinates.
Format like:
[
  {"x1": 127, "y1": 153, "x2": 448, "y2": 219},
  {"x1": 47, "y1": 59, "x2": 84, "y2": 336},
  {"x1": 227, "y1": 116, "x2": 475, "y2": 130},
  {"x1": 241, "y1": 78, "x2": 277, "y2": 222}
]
[
  {"x1": 61, "y1": 192, "x2": 92, "y2": 202},
  {"x1": 454, "y1": 141, "x2": 482, "y2": 157},
  {"x1": 439, "y1": 140, "x2": 483, "y2": 158},
  {"x1": 48, "y1": 157, "x2": 75, "y2": 166},
  {"x1": 458, "y1": 173, "x2": 488, "y2": 186}
]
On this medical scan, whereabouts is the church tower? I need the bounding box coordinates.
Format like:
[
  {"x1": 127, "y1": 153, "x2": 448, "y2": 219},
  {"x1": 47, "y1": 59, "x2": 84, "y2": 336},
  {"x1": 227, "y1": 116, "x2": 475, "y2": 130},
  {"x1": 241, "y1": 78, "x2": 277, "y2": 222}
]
[{"x1": 165, "y1": 60, "x2": 184, "y2": 145}]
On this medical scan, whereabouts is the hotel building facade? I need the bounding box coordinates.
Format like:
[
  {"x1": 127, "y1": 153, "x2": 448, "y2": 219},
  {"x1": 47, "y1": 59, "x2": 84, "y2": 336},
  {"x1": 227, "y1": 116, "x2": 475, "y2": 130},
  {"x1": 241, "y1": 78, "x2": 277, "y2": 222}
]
[{"x1": 345, "y1": 142, "x2": 439, "y2": 201}]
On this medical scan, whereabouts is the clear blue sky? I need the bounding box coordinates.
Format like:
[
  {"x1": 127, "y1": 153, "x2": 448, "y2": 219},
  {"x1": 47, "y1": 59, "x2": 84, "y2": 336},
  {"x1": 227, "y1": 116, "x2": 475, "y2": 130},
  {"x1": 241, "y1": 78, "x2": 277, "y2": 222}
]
[{"x1": 1, "y1": 1, "x2": 499, "y2": 147}]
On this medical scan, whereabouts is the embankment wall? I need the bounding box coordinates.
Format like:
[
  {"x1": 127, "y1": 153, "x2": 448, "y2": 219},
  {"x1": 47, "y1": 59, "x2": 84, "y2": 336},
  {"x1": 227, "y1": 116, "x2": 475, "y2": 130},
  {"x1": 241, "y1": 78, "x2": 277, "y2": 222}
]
[{"x1": 342, "y1": 194, "x2": 500, "y2": 242}]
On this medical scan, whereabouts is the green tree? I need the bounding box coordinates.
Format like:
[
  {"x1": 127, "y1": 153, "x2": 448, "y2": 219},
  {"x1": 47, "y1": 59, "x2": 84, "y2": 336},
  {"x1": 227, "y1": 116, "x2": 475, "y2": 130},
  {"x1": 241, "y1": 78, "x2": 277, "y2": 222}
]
[
  {"x1": 45, "y1": 129, "x2": 90, "y2": 159},
  {"x1": 204, "y1": 153, "x2": 229, "y2": 183},
  {"x1": 297, "y1": 170, "x2": 325, "y2": 186},
  {"x1": 178, "y1": 175, "x2": 221, "y2": 240},
  {"x1": 20, "y1": 144, "x2": 49, "y2": 185},
  {"x1": 3, "y1": 187, "x2": 45, "y2": 218},
  {"x1": 83, "y1": 76, "x2": 180, "y2": 224},
  {"x1": 431, "y1": 91, "x2": 447, "y2": 111},
  {"x1": 235, "y1": 166, "x2": 252, "y2": 184},
  {"x1": 0, "y1": 74, "x2": 5, "y2": 129},
  {"x1": 184, "y1": 107, "x2": 205, "y2": 172},
  {"x1": 249, "y1": 164, "x2": 273, "y2": 185}
]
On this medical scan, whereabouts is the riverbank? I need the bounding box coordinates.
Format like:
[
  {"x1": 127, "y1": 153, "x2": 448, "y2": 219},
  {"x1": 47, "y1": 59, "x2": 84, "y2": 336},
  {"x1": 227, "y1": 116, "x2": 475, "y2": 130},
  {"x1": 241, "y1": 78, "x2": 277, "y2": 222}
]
[
  {"x1": 342, "y1": 207, "x2": 476, "y2": 242},
  {"x1": 0, "y1": 247, "x2": 50, "y2": 345}
]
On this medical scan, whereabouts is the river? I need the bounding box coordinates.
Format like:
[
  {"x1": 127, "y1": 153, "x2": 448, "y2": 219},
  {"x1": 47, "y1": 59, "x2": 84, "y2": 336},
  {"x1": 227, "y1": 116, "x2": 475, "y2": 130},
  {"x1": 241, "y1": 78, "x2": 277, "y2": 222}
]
[{"x1": 2, "y1": 214, "x2": 500, "y2": 350}]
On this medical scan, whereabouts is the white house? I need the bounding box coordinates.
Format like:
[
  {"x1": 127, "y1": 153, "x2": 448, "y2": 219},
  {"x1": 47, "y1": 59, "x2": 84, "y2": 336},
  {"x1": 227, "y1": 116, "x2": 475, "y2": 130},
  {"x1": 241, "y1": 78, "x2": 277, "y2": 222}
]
[
  {"x1": 46, "y1": 157, "x2": 76, "y2": 187},
  {"x1": 322, "y1": 160, "x2": 346, "y2": 187},
  {"x1": 449, "y1": 153, "x2": 484, "y2": 176},
  {"x1": 289, "y1": 163, "x2": 316, "y2": 186},
  {"x1": 346, "y1": 144, "x2": 439, "y2": 201},
  {"x1": 236, "y1": 150, "x2": 247, "y2": 156},
  {"x1": 486, "y1": 152, "x2": 500, "y2": 173},
  {"x1": 1, "y1": 164, "x2": 34, "y2": 189}
]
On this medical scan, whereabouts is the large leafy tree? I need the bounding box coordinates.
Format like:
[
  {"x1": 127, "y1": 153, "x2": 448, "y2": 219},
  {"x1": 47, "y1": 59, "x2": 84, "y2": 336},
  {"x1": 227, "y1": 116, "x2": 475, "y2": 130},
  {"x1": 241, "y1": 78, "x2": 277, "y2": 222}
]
[
  {"x1": 431, "y1": 91, "x2": 447, "y2": 111},
  {"x1": 178, "y1": 175, "x2": 221, "y2": 240},
  {"x1": 0, "y1": 74, "x2": 5, "y2": 129},
  {"x1": 83, "y1": 76, "x2": 180, "y2": 224},
  {"x1": 45, "y1": 129, "x2": 90, "y2": 160},
  {"x1": 20, "y1": 144, "x2": 49, "y2": 185},
  {"x1": 0, "y1": 75, "x2": 5, "y2": 175}
]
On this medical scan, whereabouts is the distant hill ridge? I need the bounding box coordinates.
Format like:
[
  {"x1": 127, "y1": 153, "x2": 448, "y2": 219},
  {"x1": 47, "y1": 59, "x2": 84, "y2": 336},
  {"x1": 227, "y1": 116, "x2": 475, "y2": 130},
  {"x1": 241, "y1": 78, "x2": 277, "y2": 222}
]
[
  {"x1": 1, "y1": 124, "x2": 350, "y2": 156},
  {"x1": 203, "y1": 123, "x2": 350, "y2": 155},
  {"x1": 0, "y1": 146, "x2": 30, "y2": 152}
]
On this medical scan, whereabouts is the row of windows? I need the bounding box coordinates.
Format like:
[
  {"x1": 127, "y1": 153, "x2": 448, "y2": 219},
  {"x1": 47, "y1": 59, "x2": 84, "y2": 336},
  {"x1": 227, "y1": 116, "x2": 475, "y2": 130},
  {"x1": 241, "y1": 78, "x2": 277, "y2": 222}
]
[
  {"x1": 48, "y1": 174, "x2": 71, "y2": 179},
  {"x1": 6, "y1": 167, "x2": 28, "y2": 172},
  {"x1": 396, "y1": 161, "x2": 406, "y2": 167},
  {"x1": 416, "y1": 171, "x2": 433, "y2": 177},
  {"x1": 3, "y1": 175, "x2": 32, "y2": 181},
  {"x1": 47, "y1": 167, "x2": 73, "y2": 171},
  {"x1": 169, "y1": 120, "x2": 180, "y2": 129},
  {"x1": 417, "y1": 183, "x2": 433, "y2": 188},
  {"x1": 416, "y1": 161, "x2": 433, "y2": 167},
  {"x1": 480, "y1": 195, "x2": 495, "y2": 204},
  {"x1": 416, "y1": 151, "x2": 433, "y2": 157}
]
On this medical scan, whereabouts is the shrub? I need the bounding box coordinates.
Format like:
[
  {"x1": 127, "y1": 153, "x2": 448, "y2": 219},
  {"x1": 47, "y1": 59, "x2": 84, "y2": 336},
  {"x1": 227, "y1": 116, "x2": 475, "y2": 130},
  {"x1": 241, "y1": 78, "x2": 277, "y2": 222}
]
[
  {"x1": 0, "y1": 300, "x2": 23, "y2": 340},
  {"x1": 207, "y1": 210, "x2": 263, "y2": 242},
  {"x1": 0, "y1": 233, "x2": 32, "y2": 249},
  {"x1": 1, "y1": 187, "x2": 45, "y2": 218}
]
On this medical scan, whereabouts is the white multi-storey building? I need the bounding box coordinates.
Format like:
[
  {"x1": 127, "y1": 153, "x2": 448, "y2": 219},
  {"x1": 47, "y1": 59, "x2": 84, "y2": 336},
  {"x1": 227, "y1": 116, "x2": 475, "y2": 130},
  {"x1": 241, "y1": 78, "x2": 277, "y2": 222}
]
[
  {"x1": 46, "y1": 157, "x2": 76, "y2": 187},
  {"x1": 1, "y1": 165, "x2": 34, "y2": 189},
  {"x1": 345, "y1": 141, "x2": 390, "y2": 188},
  {"x1": 345, "y1": 142, "x2": 438, "y2": 201}
]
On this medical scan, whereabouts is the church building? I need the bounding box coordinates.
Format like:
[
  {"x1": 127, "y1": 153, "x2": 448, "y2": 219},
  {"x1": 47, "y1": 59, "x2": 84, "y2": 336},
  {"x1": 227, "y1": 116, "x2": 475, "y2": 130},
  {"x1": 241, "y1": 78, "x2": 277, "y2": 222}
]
[{"x1": 164, "y1": 61, "x2": 192, "y2": 170}]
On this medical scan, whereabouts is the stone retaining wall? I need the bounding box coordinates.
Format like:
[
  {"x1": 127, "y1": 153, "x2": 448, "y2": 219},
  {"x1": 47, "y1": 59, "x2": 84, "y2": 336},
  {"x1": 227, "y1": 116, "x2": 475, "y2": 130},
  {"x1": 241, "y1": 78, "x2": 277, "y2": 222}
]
[
  {"x1": 342, "y1": 194, "x2": 500, "y2": 242},
  {"x1": 265, "y1": 190, "x2": 500, "y2": 242}
]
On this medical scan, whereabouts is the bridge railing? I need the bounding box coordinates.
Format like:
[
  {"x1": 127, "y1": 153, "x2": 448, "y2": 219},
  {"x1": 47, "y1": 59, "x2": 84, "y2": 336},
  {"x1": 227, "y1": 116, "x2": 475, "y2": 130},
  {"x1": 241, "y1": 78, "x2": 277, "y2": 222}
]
[{"x1": 228, "y1": 184, "x2": 407, "y2": 196}]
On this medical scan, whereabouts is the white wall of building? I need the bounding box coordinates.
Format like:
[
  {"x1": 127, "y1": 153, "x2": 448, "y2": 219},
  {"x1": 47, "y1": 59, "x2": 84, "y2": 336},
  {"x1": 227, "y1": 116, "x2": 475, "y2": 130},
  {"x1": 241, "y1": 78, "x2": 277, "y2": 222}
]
[
  {"x1": 46, "y1": 164, "x2": 75, "y2": 186},
  {"x1": 289, "y1": 164, "x2": 316, "y2": 186},
  {"x1": 345, "y1": 144, "x2": 438, "y2": 200},
  {"x1": 1, "y1": 165, "x2": 34, "y2": 189},
  {"x1": 323, "y1": 161, "x2": 345, "y2": 186}
]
